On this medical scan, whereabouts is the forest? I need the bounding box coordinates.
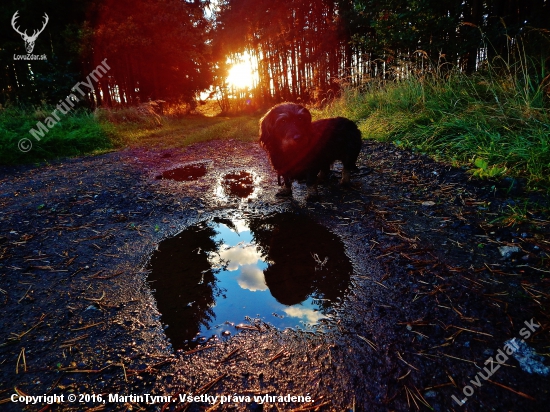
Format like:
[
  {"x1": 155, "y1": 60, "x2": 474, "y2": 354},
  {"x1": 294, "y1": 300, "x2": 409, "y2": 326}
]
[{"x1": 2, "y1": 0, "x2": 549, "y2": 108}]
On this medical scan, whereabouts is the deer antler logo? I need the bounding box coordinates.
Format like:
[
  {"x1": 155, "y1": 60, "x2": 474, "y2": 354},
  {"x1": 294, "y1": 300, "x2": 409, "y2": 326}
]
[{"x1": 11, "y1": 11, "x2": 49, "y2": 54}]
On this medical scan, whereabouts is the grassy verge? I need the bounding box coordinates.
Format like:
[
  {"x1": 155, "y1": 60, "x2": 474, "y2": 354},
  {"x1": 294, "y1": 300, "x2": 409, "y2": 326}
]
[
  {"x1": 314, "y1": 70, "x2": 550, "y2": 191},
  {"x1": 0, "y1": 107, "x2": 260, "y2": 166},
  {"x1": 110, "y1": 115, "x2": 260, "y2": 149},
  {"x1": 0, "y1": 107, "x2": 113, "y2": 166}
]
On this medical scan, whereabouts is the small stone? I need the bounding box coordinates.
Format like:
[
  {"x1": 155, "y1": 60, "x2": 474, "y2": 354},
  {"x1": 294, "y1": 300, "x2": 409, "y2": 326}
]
[
  {"x1": 498, "y1": 246, "x2": 520, "y2": 258},
  {"x1": 505, "y1": 339, "x2": 550, "y2": 376}
]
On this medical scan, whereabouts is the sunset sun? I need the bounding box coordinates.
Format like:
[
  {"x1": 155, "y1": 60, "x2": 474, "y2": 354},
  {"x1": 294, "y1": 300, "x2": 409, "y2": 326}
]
[{"x1": 226, "y1": 61, "x2": 255, "y2": 89}]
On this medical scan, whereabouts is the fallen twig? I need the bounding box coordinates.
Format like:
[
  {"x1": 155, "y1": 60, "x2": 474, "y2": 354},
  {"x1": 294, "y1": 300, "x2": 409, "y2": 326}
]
[{"x1": 487, "y1": 379, "x2": 535, "y2": 400}]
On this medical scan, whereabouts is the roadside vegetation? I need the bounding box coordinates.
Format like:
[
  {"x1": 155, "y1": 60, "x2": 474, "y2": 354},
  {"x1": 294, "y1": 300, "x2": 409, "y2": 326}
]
[
  {"x1": 0, "y1": 107, "x2": 113, "y2": 166},
  {"x1": 107, "y1": 113, "x2": 260, "y2": 150},
  {"x1": 315, "y1": 62, "x2": 550, "y2": 192},
  {"x1": 0, "y1": 104, "x2": 259, "y2": 166}
]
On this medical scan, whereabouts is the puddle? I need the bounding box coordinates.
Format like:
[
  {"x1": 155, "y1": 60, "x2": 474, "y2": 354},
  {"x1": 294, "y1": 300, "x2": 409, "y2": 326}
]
[
  {"x1": 155, "y1": 163, "x2": 208, "y2": 181},
  {"x1": 214, "y1": 170, "x2": 260, "y2": 201},
  {"x1": 147, "y1": 213, "x2": 353, "y2": 349}
]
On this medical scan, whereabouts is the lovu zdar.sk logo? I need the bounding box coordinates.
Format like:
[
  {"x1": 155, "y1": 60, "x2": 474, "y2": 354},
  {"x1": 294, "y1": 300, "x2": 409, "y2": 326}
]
[{"x1": 12, "y1": 10, "x2": 48, "y2": 60}]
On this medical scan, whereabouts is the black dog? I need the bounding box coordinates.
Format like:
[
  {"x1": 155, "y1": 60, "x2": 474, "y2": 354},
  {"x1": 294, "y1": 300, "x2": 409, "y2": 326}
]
[{"x1": 259, "y1": 102, "x2": 362, "y2": 198}]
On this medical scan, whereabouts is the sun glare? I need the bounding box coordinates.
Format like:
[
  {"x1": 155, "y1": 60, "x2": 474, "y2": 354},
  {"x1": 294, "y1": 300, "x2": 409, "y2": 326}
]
[{"x1": 226, "y1": 61, "x2": 254, "y2": 89}]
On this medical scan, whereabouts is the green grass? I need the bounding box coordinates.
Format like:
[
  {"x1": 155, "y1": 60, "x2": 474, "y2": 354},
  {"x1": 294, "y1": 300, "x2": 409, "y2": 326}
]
[
  {"x1": 0, "y1": 107, "x2": 113, "y2": 165},
  {"x1": 0, "y1": 107, "x2": 260, "y2": 166},
  {"x1": 109, "y1": 115, "x2": 260, "y2": 149},
  {"x1": 313, "y1": 69, "x2": 550, "y2": 191}
]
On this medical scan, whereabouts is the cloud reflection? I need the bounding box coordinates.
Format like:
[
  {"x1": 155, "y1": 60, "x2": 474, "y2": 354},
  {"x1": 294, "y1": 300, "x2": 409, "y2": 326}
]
[
  {"x1": 232, "y1": 219, "x2": 250, "y2": 234},
  {"x1": 237, "y1": 264, "x2": 268, "y2": 291},
  {"x1": 210, "y1": 243, "x2": 262, "y2": 271},
  {"x1": 283, "y1": 306, "x2": 324, "y2": 323},
  {"x1": 209, "y1": 236, "x2": 267, "y2": 292}
]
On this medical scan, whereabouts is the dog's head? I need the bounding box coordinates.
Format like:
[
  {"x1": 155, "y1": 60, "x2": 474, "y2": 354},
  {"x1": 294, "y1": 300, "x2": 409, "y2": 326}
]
[{"x1": 259, "y1": 103, "x2": 313, "y2": 155}]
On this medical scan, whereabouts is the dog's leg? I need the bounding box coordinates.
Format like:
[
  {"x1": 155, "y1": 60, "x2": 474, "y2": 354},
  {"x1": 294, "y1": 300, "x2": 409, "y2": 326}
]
[
  {"x1": 317, "y1": 164, "x2": 331, "y2": 182},
  {"x1": 341, "y1": 156, "x2": 359, "y2": 186},
  {"x1": 276, "y1": 177, "x2": 293, "y2": 197},
  {"x1": 340, "y1": 129, "x2": 362, "y2": 186},
  {"x1": 341, "y1": 168, "x2": 352, "y2": 185},
  {"x1": 306, "y1": 185, "x2": 319, "y2": 200},
  {"x1": 305, "y1": 171, "x2": 319, "y2": 200}
]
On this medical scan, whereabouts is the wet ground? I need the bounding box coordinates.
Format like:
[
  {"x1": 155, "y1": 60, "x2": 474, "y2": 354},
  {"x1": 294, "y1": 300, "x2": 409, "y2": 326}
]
[{"x1": 0, "y1": 139, "x2": 549, "y2": 411}]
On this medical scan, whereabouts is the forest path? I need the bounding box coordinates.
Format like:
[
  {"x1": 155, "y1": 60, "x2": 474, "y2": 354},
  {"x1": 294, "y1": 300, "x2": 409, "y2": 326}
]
[{"x1": 0, "y1": 139, "x2": 548, "y2": 411}]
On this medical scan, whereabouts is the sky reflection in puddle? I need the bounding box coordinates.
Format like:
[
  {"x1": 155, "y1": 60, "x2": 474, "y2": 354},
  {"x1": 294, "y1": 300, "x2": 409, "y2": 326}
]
[{"x1": 148, "y1": 213, "x2": 353, "y2": 349}]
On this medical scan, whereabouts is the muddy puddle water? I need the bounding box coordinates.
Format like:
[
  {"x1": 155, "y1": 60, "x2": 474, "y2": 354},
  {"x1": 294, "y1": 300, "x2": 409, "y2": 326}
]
[
  {"x1": 148, "y1": 213, "x2": 353, "y2": 349},
  {"x1": 155, "y1": 163, "x2": 208, "y2": 181},
  {"x1": 215, "y1": 170, "x2": 259, "y2": 201}
]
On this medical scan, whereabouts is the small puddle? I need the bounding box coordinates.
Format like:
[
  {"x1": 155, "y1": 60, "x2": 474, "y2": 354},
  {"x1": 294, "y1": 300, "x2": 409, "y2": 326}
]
[
  {"x1": 215, "y1": 170, "x2": 259, "y2": 201},
  {"x1": 155, "y1": 163, "x2": 208, "y2": 181},
  {"x1": 147, "y1": 213, "x2": 353, "y2": 349}
]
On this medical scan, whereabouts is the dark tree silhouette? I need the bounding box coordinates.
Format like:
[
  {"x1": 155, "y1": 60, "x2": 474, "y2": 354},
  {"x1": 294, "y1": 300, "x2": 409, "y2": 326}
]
[
  {"x1": 1, "y1": 0, "x2": 549, "y2": 107},
  {"x1": 213, "y1": 0, "x2": 550, "y2": 105},
  {"x1": 1, "y1": 0, "x2": 213, "y2": 107}
]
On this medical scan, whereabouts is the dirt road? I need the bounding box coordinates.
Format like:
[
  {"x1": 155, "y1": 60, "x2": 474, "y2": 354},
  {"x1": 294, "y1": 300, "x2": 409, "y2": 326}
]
[{"x1": 0, "y1": 139, "x2": 549, "y2": 411}]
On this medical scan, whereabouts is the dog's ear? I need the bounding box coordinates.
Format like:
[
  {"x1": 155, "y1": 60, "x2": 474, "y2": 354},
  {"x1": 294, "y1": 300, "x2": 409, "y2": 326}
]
[
  {"x1": 297, "y1": 106, "x2": 312, "y2": 124},
  {"x1": 259, "y1": 111, "x2": 273, "y2": 149}
]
